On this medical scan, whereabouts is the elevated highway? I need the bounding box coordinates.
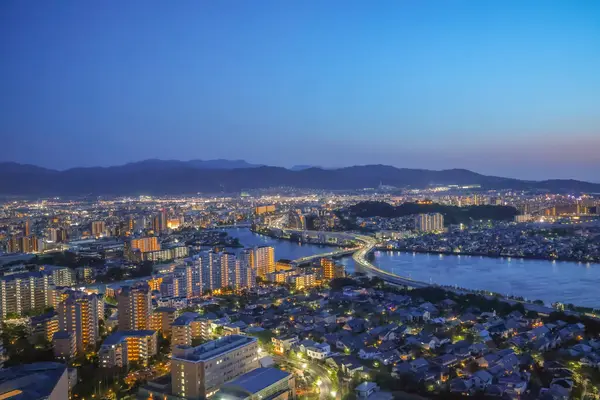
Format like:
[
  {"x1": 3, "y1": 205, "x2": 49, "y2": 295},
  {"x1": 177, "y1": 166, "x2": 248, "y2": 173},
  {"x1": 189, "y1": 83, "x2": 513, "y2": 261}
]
[{"x1": 281, "y1": 227, "x2": 430, "y2": 288}]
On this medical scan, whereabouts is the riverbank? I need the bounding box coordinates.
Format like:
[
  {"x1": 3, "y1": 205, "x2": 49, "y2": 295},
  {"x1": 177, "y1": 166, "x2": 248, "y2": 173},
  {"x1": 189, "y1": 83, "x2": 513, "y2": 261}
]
[{"x1": 375, "y1": 246, "x2": 600, "y2": 265}]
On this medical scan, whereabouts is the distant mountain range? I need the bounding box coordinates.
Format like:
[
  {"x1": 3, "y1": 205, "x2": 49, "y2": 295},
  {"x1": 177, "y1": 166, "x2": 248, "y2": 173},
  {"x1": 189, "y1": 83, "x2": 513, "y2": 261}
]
[{"x1": 1, "y1": 159, "x2": 599, "y2": 196}]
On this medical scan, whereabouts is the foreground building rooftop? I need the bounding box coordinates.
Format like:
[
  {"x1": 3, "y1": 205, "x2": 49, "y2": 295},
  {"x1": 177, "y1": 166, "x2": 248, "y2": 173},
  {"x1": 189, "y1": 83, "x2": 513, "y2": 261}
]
[
  {"x1": 172, "y1": 334, "x2": 257, "y2": 362},
  {"x1": 0, "y1": 362, "x2": 68, "y2": 400}
]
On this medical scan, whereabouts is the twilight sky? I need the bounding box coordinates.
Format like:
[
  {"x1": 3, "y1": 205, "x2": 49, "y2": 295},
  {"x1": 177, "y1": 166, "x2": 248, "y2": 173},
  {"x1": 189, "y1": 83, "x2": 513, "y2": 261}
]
[{"x1": 1, "y1": 1, "x2": 600, "y2": 181}]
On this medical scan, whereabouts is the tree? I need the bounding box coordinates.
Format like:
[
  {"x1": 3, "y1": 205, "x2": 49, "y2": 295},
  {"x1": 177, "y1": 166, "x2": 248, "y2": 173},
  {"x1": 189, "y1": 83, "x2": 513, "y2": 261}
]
[{"x1": 329, "y1": 277, "x2": 358, "y2": 291}]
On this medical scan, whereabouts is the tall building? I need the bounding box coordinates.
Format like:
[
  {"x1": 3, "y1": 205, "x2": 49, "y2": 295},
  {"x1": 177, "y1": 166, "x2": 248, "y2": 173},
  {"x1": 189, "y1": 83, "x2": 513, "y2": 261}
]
[
  {"x1": 414, "y1": 213, "x2": 444, "y2": 233},
  {"x1": 153, "y1": 208, "x2": 168, "y2": 233},
  {"x1": 151, "y1": 307, "x2": 177, "y2": 338},
  {"x1": 239, "y1": 249, "x2": 257, "y2": 289},
  {"x1": 7, "y1": 235, "x2": 40, "y2": 254},
  {"x1": 206, "y1": 251, "x2": 223, "y2": 291},
  {"x1": 118, "y1": 284, "x2": 152, "y2": 330},
  {"x1": 24, "y1": 219, "x2": 31, "y2": 236},
  {"x1": 126, "y1": 236, "x2": 161, "y2": 261},
  {"x1": 129, "y1": 236, "x2": 160, "y2": 253},
  {"x1": 91, "y1": 220, "x2": 106, "y2": 238},
  {"x1": 170, "y1": 312, "x2": 213, "y2": 348},
  {"x1": 0, "y1": 271, "x2": 53, "y2": 319},
  {"x1": 99, "y1": 330, "x2": 157, "y2": 368},
  {"x1": 253, "y1": 246, "x2": 275, "y2": 278},
  {"x1": 38, "y1": 265, "x2": 75, "y2": 287},
  {"x1": 175, "y1": 262, "x2": 203, "y2": 298},
  {"x1": 221, "y1": 252, "x2": 239, "y2": 289},
  {"x1": 183, "y1": 257, "x2": 203, "y2": 297},
  {"x1": 56, "y1": 290, "x2": 103, "y2": 354},
  {"x1": 171, "y1": 335, "x2": 259, "y2": 399},
  {"x1": 321, "y1": 258, "x2": 345, "y2": 281},
  {"x1": 47, "y1": 227, "x2": 58, "y2": 243}
]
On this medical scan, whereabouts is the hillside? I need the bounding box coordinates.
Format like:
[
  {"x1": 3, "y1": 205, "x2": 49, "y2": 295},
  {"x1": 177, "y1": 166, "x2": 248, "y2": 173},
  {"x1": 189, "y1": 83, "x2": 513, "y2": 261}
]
[{"x1": 1, "y1": 161, "x2": 599, "y2": 196}]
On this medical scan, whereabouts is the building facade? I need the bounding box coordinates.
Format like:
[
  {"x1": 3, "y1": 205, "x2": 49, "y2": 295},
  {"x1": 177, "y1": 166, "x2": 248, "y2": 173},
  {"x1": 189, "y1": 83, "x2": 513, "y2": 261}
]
[{"x1": 171, "y1": 335, "x2": 259, "y2": 399}]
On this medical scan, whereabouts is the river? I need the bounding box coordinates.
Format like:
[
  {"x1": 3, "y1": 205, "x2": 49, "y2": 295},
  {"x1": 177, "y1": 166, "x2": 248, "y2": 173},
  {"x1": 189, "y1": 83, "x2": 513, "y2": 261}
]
[
  {"x1": 230, "y1": 229, "x2": 600, "y2": 308},
  {"x1": 88, "y1": 229, "x2": 600, "y2": 308}
]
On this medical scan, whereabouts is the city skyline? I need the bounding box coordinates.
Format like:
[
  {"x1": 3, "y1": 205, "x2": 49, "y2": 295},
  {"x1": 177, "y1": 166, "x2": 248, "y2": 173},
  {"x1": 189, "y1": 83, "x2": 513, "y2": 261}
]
[{"x1": 2, "y1": 0, "x2": 600, "y2": 181}]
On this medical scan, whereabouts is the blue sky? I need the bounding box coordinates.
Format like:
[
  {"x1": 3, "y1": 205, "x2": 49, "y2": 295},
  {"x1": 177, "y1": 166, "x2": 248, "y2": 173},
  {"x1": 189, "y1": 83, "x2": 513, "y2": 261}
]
[{"x1": 1, "y1": 0, "x2": 599, "y2": 181}]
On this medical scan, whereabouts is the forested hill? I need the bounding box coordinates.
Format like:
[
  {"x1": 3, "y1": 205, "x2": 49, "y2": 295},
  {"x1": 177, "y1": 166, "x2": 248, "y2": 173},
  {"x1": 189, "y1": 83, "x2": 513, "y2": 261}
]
[{"x1": 345, "y1": 201, "x2": 519, "y2": 225}]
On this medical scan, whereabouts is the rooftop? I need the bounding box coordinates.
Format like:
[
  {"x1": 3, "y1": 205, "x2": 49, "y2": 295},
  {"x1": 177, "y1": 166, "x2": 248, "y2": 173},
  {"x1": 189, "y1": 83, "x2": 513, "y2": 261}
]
[
  {"x1": 101, "y1": 330, "x2": 156, "y2": 346},
  {"x1": 173, "y1": 335, "x2": 256, "y2": 362},
  {"x1": 0, "y1": 362, "x2": 67, "y2": 400},
  {"x1": 218, "y1": 368, "x2": 291, "y2": 396}
]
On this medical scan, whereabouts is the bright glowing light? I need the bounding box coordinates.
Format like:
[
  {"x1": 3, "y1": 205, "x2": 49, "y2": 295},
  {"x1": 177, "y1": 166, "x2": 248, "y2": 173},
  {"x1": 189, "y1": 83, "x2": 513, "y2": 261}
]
[
  {"x1": 302, "y1": 363, "x2": 307, "y2": 368},
  {"x1": 331, "y1": 391, "x2": 337, "y2": 397}
]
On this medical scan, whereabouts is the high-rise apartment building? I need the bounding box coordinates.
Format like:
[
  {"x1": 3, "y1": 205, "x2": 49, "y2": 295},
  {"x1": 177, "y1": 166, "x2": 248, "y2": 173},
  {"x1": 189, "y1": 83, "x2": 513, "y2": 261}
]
[
  {"x1": 24, "y1": 219, "x2": 31, "y2": 236},
  {"x1": 321, "y1": 258, "x2": 345, "y2": 281},
  {"x1": 99, "y1": 330, "x2": 157, "y2": 368},
  {"x1": 0, "y1": 271, "x2": 53, "y2": 319},
  {"x1": 7, "y1": 235, "x2": 40, "y2": 254},
  {"x1": 129, "y1": 236, "x2": 160, "y2": 253},
  {"x1": 56, "y1": 290, "x2": 103, "y2": 355},
  {"x1": 253, "y1": 246, "x2": 275, "y2": 278},
  {"x1": 221, "y1": 252, "x2": 239, "y2": 289},
  {"x1": 38, "y1": 265, "x2": 75, "y2": 287},
  {"x1": 239, "y1": 249, "x2": 257, "y2": 289},
  {"x1": 171, "y1": 335, "x2": 259, "y2": 399},
  {"x1": 118, "y1": 284, "x2": 152, "y2": 330},
  {"x1": 414, "y1": 213, "x2": 444, "y2": 233},
  {"x1": 125, "y1": 236, "x2": 161, "y2": 261},
  {"x1": 91, "y1": 221, "x2": 106, "y2": 238},
  {"x1": 153, "y1": 209, "x2": 168, "y2": 233}
]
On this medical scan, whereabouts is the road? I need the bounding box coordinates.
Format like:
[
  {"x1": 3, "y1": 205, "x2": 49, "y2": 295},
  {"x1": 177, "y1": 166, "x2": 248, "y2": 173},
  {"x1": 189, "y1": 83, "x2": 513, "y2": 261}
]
[
  {"x1": 271, "y1": 355, "x2": 335, "y2": 399},
  {"x1": 352, "y1": 234, "x2": 430, "y2": 288}
]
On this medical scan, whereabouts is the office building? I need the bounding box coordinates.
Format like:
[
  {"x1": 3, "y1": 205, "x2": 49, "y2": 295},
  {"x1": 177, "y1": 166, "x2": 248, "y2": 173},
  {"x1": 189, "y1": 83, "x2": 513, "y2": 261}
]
[
  {"x1": 99, "y1": 330, "x2": 157, "y2": 368},
  {"x1": 118, "y1": 284, "x2": 152, "y2": 330},
  {"x1": 0, "y1": 362, "x2": 69, "y2": 400},
  {"x1": 171, "y1": 335, "x2": 259, "y2": 399},
  {"x1": 252, "y1": 246, "x2": 275, "y2": 278},
  {"x1": 216, "y1": 367, "x2": 296, "y2": 400},
  {"x1": 57, "y1": 290, "x2": 103, "y2": 354},
  {"x1": 91, "y1": 220, "x2": 106, "y2": 238},
  {"x1": 0, "y1": 271, "x2": 53, "y2": 319},
  {"x1": 414, "y1": 213, "x2": 444, "y2": 233}
]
